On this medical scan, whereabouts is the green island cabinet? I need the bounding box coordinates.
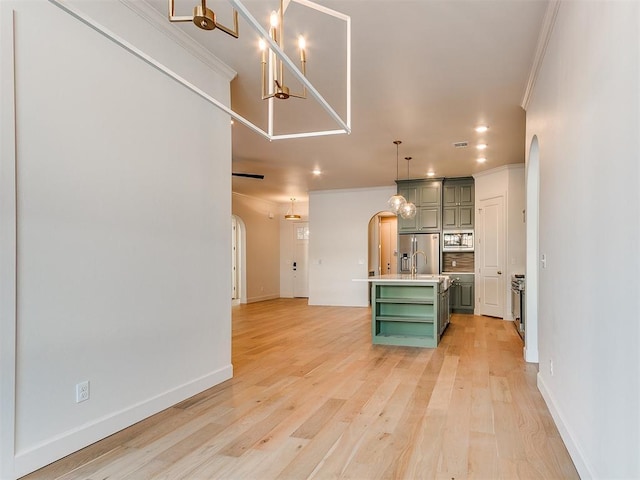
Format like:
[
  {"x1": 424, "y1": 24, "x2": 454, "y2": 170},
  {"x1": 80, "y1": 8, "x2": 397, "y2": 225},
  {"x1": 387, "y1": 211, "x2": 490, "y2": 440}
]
[
  {"x1": 396, "y1": 179, "x2": 442, "y2": 233},
  {"x1": 442, "y1": 178, "x2": 474, "y2": 229},
  {"x1": 371, "y1": 279, "x2": 450, "y2": 348}
]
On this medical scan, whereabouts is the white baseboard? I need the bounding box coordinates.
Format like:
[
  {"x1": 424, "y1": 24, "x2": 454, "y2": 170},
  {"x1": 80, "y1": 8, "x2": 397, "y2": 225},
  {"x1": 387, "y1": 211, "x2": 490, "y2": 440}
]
[
  {"x1": 14, "y1": 365, "x2": 233, "y2": 478},
  {"x1": 537, "y1": 372, "x2": 594, "y2": 479},
  {"x1": 247, "y1": 293, "x2": 279, "y2": 303}
]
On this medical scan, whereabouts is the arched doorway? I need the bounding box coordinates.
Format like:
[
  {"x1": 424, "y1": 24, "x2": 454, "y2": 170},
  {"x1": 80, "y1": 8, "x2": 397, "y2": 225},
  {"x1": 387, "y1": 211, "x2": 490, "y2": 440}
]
[
  {"x1": 231, "y1": 215, "x2": 247, "y2": 305},
  {"x1": 525, "y1": 136, "x2": 540, "y2": 362},
  {"x1": 367, "y1": 212, "x2": 398, "y2": 277}
]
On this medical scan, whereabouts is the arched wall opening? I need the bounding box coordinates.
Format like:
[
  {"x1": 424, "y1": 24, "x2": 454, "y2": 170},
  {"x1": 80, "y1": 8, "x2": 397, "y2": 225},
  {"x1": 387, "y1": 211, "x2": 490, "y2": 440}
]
[
  {"x1": 367, "y1": 212, "x2": 398, "y2": 278},
  {"x1": 525, "y1": 135, "x2": 540, "y2": 362},
  {"x1": 232, "y1": 215, "x2": 247, "y2": 305}
]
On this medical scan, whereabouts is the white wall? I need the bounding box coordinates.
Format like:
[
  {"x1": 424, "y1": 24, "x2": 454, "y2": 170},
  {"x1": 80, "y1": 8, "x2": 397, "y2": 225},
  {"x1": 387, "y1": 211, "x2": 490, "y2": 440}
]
[
  {"x1": 526, "y1": 2, "x2": 639, "y2": 477},
  {"x1": 308, "y1": 187, "x2": 395, "y2": 306},
  {"x1": 507, "y1": 166, "x2": 526, "y2": 278},
  {"x1": 473, "y1": 165, "x2": 526, "y2": 319},
  {"x1": 1, "y1": 1, "x2": 233, "y2": 477}
]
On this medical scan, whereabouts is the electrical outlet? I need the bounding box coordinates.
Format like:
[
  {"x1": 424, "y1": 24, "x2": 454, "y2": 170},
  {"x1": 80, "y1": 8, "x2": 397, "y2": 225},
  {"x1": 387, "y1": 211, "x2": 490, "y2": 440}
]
[
  {"x1": 76, "y1": 381, "x2": 90, "y2": 403},
  {"x1": 549, "y1": 359, "x2": 554, "y2": 377}
]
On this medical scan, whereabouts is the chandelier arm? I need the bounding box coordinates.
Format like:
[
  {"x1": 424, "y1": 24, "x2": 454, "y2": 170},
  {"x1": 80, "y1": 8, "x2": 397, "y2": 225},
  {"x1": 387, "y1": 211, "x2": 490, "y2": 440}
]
[
  {"x1": 214, "y1": 9, "x2": 239, "y2": 38},
  {"x1": 168, "y1": 0, "x2": 193, "y2": 21},
  {"x1": 271, "y1": 129, "x2": 346, "y2": 140}
]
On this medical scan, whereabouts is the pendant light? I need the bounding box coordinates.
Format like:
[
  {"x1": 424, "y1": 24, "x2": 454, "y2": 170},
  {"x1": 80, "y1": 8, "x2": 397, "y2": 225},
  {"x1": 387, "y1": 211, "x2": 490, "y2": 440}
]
[
  {"x1": 285, "y1": 197, "x2": 301, "y2": 220},
  {"x1": 399, "y1": 157, "x2": 417, "y2": 219},
  {"x1": 387, "y1": 140, "x2": 407, "y2": 214}
]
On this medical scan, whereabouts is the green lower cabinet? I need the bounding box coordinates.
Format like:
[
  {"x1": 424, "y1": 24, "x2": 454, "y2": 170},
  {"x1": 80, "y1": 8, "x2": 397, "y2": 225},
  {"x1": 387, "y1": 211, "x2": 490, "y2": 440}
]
[
  {"x1": 449, "y1": 274, "x2": 475, "y2": 313},
  {"x1": 371, "y1": 281, "x2": 449, "y2": 348}
]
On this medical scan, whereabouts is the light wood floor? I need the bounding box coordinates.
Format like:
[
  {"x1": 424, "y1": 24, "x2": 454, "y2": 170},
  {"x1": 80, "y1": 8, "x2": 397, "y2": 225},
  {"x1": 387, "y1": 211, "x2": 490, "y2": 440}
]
[{"x1": 23, "y1": 299, "x2": 578, "y2": 479}]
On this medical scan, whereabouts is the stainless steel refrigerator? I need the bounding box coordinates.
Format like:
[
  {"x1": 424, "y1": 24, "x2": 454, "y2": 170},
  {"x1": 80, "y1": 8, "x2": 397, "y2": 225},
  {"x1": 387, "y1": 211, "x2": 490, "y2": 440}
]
[{"x1": 398, "y1": 233, "x2": 440, "y2": 274}]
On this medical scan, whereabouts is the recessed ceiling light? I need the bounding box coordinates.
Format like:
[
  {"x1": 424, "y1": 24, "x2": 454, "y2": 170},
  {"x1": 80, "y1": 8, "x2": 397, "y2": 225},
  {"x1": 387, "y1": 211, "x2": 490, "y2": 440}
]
[
  {"x1": 312, "y1": 168, "x2": 322, "y2": 175},
  {"x1": 476, "y1": 143, "x2": 488, "y2": 150},
  {"x1": 477, "y1": 157, "x2": 487, "y2": 163},
  {"x1": 475, "y1": 125, "x2": 488, "y2": 133},
  {"x1": 427, "y1": 171, "x2": 435, "y2": 177}
]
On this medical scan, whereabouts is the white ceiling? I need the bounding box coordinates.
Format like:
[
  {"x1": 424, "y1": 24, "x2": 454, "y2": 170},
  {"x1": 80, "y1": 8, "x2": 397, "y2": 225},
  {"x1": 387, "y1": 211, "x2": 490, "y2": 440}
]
[{"x1": 146, "y1": 0, "x2": 549, "y2": 204}]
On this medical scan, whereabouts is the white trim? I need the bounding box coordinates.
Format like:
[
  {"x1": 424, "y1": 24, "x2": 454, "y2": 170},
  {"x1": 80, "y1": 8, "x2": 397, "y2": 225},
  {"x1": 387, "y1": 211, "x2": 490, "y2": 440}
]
[
  {"x1": 537, "y1": 372, "x2": 595, "y2": 479},
  {"x1": 247, "y1": 293, "x2": 280, "y2": 303},
  {"x1": 472, "y1": 163, "x2": 524, "y2": 180},
  {"x1": 13, "y1": 366, "x2": 233, "y2": 478},
  {"x1": 521, "y1": 1, "x2": 561, "y2": 110},
  {"x1": 0, "y1": 7, "x2": 17, "y2": 479},
  {"x1": 120, "y1": 0, "x2": 237, "y2": 81},
  {"x1": 310, "y1": 185, "x2": 395, "y2": 197}
]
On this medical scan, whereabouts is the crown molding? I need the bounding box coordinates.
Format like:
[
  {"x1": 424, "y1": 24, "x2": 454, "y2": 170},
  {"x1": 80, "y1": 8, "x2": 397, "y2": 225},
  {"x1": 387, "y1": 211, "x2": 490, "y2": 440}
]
[
  {"x1": 119, "y1": 0, "x2": 237, "y2": 81},
  {"x1": 521, "y1": 0, "x2": 561, "y2": 110},
  {"x1": 473, "y1": 163, "x2": 524, "y2": 179}
]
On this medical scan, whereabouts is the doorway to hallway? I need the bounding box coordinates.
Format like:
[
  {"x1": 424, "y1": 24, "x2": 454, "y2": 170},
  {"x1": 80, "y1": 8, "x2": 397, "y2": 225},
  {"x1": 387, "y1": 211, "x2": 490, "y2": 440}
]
[
  {"x1": 367, "y1": 212, "x2": 397, "y2": 276},
  {"x1": 231, "y1": 215, "x2": 247, "y2": 305}
]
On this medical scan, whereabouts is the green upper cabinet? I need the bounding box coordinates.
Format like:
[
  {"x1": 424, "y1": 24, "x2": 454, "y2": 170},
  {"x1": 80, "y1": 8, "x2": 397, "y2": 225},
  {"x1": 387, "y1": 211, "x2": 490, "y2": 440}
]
[
  {"x1": 442, "y1": 178, "x2": 474, "y2": 229},
  {"x1": 396, "y1": 180, "x2": 442, "y2": 233}
]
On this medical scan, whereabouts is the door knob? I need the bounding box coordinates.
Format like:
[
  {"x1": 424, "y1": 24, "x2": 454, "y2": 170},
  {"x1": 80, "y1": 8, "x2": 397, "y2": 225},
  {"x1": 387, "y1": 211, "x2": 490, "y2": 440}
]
[{"x1": 497, "y1": 271, "x2": 502, "y2": 275}]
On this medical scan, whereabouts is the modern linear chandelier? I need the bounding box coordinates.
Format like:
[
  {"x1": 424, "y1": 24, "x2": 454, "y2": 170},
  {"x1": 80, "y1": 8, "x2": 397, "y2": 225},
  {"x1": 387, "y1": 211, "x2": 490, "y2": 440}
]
[
  {"x1": 260, "y1": 0, "x2": 307, "y2": 100},
  {"x1": 49, "y1": 0, "x2": 350, "y2": 142},
  {"x1": 166, "y1": 0, "x2": 350, "y2": 140},
  {"x1": 168, "y1": 0, "x2": 239, "y2": 37}
]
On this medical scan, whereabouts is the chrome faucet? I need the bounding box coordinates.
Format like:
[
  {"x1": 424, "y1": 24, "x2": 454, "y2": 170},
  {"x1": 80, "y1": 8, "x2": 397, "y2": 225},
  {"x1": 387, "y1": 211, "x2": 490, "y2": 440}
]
[{"x1": 411, "y1": 250, "x2": 427, "y2": 276}]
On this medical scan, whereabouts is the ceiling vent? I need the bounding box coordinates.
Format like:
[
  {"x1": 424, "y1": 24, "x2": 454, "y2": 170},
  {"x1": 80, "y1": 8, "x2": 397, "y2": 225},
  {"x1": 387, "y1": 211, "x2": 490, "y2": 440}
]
[{"x1": 453, "y1": 141, "x2": 469, "y2": 148}]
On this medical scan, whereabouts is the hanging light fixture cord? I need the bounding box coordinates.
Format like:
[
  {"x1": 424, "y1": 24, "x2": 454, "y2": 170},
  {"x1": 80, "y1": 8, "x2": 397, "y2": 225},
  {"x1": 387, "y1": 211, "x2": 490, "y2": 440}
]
[{"x1": 394, "y1": 140, "x2": 401, "y2": 180}]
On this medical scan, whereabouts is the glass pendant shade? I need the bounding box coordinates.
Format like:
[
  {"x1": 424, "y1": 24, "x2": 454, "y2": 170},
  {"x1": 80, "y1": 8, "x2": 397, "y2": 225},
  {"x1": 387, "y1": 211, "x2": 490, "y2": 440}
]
[
  {"x1": 398, "y1": 154, "x2": 416, "y2": 219},
  {"x1": 399, "y1": 201, "x2": 417, "y2": 219},
  {"x1": 388, "y1": 194, "x2": 406, "y2": 214}
]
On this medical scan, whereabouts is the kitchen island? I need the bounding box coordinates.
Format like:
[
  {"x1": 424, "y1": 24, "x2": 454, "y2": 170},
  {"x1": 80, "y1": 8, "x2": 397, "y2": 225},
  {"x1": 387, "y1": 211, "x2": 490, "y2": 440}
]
[{"x1": 363, "y1": 275, "x2": 450, "y2": 348}]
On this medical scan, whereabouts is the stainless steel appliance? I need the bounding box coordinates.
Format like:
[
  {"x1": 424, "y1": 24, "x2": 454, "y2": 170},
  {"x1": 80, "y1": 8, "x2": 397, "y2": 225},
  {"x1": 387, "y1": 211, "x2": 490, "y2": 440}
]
[
  {"x1": 442, "y1": 230, "x2": 474, "y2": 251},
  {"x1": 511, "y1": 274, "x2": 525, "y2": 340},
  {"x1": 398, "y1": 233, "x2": 440, "y2": 275}
]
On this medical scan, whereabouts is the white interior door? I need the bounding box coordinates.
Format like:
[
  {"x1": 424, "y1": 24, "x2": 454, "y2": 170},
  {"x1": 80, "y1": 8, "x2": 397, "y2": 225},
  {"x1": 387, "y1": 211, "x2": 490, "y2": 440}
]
[
  {"x1": 293, "y1": 222, "x2": 309, "y2": 298},
  {"x1": 477, "y1": 196, "x2": 505, "y2": 317}
]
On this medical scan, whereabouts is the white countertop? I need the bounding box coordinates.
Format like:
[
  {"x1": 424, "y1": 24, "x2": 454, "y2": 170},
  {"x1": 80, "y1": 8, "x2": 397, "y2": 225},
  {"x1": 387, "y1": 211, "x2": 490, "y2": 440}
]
[{"x1": 355, "y1": 274, "x2": 450, "y2": 287}]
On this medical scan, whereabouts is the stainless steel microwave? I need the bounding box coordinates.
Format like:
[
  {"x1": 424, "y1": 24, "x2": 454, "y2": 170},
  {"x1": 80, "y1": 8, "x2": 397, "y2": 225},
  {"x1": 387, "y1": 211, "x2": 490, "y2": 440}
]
[{"x1": 442, "y1": 230, "x2": 474, "y2": 251}]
